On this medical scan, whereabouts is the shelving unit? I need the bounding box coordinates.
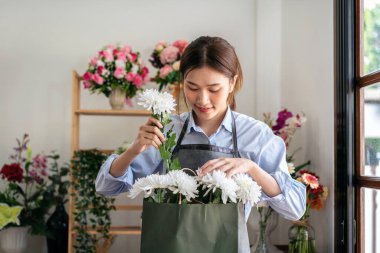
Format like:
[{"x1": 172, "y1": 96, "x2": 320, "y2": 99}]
[{"x1": 69, "y1": 70, "x2": 150, "y2": 253}]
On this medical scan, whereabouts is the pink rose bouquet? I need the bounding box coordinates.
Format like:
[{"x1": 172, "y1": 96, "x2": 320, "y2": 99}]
[
  {"x1": 149, "y1": 40, "x2": 189, "y2": 90},
  {"x1": 82, "y1": 44, "x2": 150, "y2": 101}
]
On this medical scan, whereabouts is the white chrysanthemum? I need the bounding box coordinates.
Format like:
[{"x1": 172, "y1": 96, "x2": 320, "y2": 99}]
[
  {"x1": 137, "y1": 89, "x2": 176, "y2": 116},
  {"x1": 167, "y1": 170, "x2": 198, "y2": 201},
  {"x1": 128, "y1": 174, "x2": 171, "y2": 199},
  {"x1": 287, "y1": 162, "x2": 295, "y2": 174},
  {"x1": 233, "y1": 173, "x2": 262, "y2": 206},
  {"x1": 199, "y1": 170, "x2": 238, "y2": 204}
]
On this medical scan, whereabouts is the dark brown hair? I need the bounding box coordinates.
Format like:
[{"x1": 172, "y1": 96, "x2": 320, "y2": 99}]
[{"x1": 179, "y1": 36, "x2": 243, "y2": 110}]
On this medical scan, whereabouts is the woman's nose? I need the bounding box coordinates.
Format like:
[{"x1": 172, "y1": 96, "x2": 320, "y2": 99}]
[{"x1": 196, "y1": 90, "x2": 210, "y2": 104}]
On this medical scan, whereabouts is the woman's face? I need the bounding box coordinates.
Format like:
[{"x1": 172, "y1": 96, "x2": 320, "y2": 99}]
[{"x1": 183, "y1": 66, "x2": 235, "y2": 124}]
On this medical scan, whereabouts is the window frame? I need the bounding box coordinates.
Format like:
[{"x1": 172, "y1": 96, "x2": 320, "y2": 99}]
[{"x1": 337, "y1": 0, "x2": 380, "y2": 252}]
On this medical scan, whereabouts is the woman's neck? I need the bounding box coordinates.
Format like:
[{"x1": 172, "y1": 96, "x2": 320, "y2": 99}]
[{"x1": 193, "y1": 107, "x2": 228, "y2": 137}]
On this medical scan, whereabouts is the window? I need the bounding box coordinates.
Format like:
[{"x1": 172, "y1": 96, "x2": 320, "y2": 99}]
[
  {"x1": 336, "y1": 0, "x2": 380, "y2": 252},
  {"x1": 356, "y1": 0, "x2": 380, "y2": 252}
]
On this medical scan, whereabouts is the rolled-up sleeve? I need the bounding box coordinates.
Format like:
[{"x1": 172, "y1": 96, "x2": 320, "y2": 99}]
[
  {"x1": 95, "y1": 146, "x2": 163, "y2": 197},
  {"x1": 257, "y1": 135, "x2": 306, "y2": 221}
]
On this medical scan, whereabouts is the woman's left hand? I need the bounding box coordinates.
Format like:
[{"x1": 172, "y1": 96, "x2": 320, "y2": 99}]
[{"x1": 199, "y1": 158, "x2": 256, "y2": 178}]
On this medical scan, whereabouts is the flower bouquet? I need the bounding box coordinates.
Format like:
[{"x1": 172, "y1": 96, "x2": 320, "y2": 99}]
[
  {"x1": 0, "y1": 134, "x2": 51, "y2": 235},
  {"x1": 134, "y1": 89, "x2": 262, "y2": 253},
  {"x1": 288, "y1": 170, "x2": 328, "y2": 253},
  {"x1": 82, "y1": 44, "x2": 150, "y2": 109},
  {"x1": 149, "y1": 40, "x2": 189, "y2": 91}
]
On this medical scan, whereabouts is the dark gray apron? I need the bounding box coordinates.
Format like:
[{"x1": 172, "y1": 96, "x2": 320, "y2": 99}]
[{"x1": 171, "y1": 110, "x2": 250, "y2": 253}]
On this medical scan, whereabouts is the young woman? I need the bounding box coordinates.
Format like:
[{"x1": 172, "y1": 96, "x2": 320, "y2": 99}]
[{"x1": 95, "y1": 36, "x2": 306, "y2": 222}]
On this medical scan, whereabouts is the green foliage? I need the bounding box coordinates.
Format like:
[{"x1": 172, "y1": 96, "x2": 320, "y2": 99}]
[
  {"x1": 71, "y1": 149, "x2": 115, "y2": 253},
  {"x1": 364, "y1": 4, "x2": 380, "y2": 74},
  {"x1": 153, "y1": 113, "x2": 181, "y2": 172}
]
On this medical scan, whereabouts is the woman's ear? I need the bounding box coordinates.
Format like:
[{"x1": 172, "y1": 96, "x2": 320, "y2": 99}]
[{"x1": 229, "y1": 75, "x2": 238, "y2": 93}]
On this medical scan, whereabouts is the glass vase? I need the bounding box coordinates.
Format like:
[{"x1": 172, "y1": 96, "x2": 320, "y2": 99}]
[
  {"x1": 288, "y1": 219, "x2": 315, "y2": 253},
  {"x1": 249, "y1": 206, "x2": 281, "y2": 253}
]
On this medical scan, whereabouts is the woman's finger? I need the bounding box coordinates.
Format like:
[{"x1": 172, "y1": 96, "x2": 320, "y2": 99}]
[
  {"x1": 200, "y1": 158, "x2": 229, "y2": 176},
  {"x1": 142, "y1": 136, "x2": 159, "y2": 149},
  {"x1": 144, "y1": 132, "x2": 162, "y2": 146},
  {"x1": 140, "y1": 125, "x2": 165, "y2": 142},
  {"x1": 146, "y1": 117, "x2": 163, "y2": 129}
]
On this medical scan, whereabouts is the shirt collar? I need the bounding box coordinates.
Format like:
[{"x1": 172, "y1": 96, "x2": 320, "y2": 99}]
[{"x1": 186, "y1": 107, "x2": 233, "y2": 134}]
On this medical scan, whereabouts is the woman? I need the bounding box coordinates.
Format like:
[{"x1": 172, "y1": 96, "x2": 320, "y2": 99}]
[{"x1": 95, "y1": 36, "x2": 306, "y2": 221}]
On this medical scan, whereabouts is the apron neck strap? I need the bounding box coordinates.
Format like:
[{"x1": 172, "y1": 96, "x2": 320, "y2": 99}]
[{"x1": 173, "y1": 110, "x2": 239, "y2": 156}]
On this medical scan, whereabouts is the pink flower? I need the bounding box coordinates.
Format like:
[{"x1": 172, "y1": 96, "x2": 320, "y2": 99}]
[
  {"x1": 32, "y1": 154, "x2": 47, "y2": 169},
  {"x1": 301, "y1": 173, "x2": 319, "y2": 189},
  {"x1": 99, "y1": 50, "x2": 114, "y2": 62},
  {"x1": 83, "y1": 71, "x2": 92, "y2": 81},
  {"x1": 116, "y1": 51, "x2": 127, "y2": 61},
  {"x1": 133, "y1": 74, "x2": 143, "y2": 88},
  {"x1": 128, "y1": 53, "x2": 138, "y2": 62},
  {"x1": 92, "y1": 74, "x2": 104, "y2": 85},
  {"x1": 29, "y1": 169, "x2": 42, "y2": 184},
  {"x1": 173, "y1": 40, "x2": 189, "y2": 54},
  {"x1": 159, "y1": 65, "x2": 173, "y2": 79},
  {"x1": 160, "y1": 46, "x2": 179, "y2": 64},
  {"x1": 141, "y1": 67, "x2": 149, "y2": 78},
  {"x1": 83, "y1": 80, "x2": 92, "y2": 89},
  {"x1": 90, "y1": 57, "x2": 98, "y2": 66},
  {"x1": 97, "y1": 66, "x2": 106, "y2": 75},
  {"x1": 114, "y1": 67, "x2": 126, "y2": 79},
  {"x1": 126, "y1": 72, "x2": 135, "y2": 82},
  {"x1": 123, "y1": 44, "x2": 132, "y2": 54},
  {"x1": 125, "y1": 98, "x2": 133, "y2": 107},
  {"x1": 155, "y1": 41, "x2": 168, "y2": 51},
  {"x1": 41, "y1": 169, "x2": 47, "y2": 176}
]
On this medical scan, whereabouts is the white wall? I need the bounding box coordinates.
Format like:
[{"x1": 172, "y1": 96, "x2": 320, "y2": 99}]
[{"x1": 254, "y1": 1, "x2": 334, "y2": 252}]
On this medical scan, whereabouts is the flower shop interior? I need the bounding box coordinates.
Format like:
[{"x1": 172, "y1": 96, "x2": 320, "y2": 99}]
[{"x1": 1, "y1": 0, "x2": 379, "y2": 253}]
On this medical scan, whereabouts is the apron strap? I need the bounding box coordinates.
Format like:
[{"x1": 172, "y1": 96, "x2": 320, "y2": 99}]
[
  {"x1": 171, "y1": 115, "x2": 189, "y2": 157},
  {"x1": 230, "y1": 110, "x2": 241, "y2": 158}
]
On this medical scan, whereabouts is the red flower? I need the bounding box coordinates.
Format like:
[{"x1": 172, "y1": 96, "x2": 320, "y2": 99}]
[
  {"x1": 0, "y1": 163, "x2": 24, "y2": 182},
  {"x1": 298, "y1": 169, "x2": 320, "y2": 179}
]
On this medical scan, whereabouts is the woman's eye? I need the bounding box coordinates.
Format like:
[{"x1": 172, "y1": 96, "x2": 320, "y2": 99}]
[
  {"x1": 209, "y1": 89, "x2": 220, "y2": 93},
  {"x1": 188, "y1": 87, "x2": 198, "y2": 91}
]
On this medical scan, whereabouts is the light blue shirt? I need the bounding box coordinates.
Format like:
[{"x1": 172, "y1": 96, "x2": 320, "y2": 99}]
[{"x1": 95, "y1": 108, "x2": 306, "y2": 221}]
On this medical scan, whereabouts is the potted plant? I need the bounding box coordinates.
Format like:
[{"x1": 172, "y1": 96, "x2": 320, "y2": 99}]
[
  {"x1": 71, "y1": 149, "x2": 115, "y2": 253},
  {"x1": 82, "y1": 44, "x2": 150, "y2": 110},
  {"x1": 0, "y1": 134, "x2": 52, "y2": 252}
]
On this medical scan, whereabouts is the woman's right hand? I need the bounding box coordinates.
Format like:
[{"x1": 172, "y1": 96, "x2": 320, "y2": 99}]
[{"x1": 128, "y1": 117, "x2": 165, "y2": 156}]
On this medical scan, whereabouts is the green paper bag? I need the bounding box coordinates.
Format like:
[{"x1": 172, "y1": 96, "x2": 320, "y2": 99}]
[{"x1": 140, "y1": 201, "x2": 250, "y2": 253}]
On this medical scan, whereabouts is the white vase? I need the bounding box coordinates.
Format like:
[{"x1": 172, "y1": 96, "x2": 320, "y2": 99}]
[
  {"x1": 0, "y1": 226, "x2": 30, "y2": 253},
  {"x1": 109, "y1": 87, "x2": 126, "y2": 110}
]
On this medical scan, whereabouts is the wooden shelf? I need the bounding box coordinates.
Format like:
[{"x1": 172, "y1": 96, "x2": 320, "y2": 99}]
[
  {"x1": 75, "y1": 109, "x2": 150, "y2": 116},
  {"x1": 72, "y1": 226, "x2": 141, "y2": 235},
  {"x1": 114, "y1": 205, "x2": 143, "y2": 211},
  {"x1": 69, "y1": 70, "x2": 145, "y2": 252}
]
